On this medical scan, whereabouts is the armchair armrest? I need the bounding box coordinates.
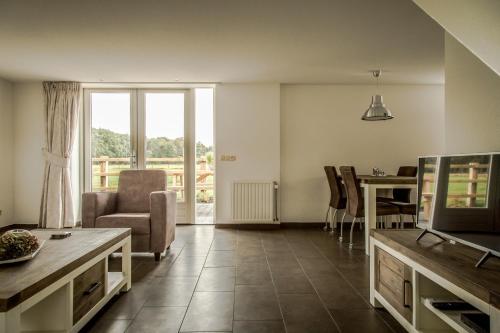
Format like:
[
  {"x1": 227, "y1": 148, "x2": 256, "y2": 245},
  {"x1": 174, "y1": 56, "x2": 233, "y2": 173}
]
[
  {"x1": 150, "y1": 191, "x2": 177, "y2": 253},
  {"x1": 81, "y1": 192, "x2": 118, "y2": 228}
]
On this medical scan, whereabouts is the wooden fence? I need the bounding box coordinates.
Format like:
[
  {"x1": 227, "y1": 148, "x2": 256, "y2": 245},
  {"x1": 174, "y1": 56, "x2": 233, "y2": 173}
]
[
  {"x1": 92, "y1": 157, "x2": 214, "y2": 198},
  {"x1": 421, "y1": 163, "x2": 488, "y2": 217}
]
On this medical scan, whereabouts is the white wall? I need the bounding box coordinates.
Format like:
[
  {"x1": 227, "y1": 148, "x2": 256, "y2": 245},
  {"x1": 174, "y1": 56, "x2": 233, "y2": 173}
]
[
  {"x1": 444, "y1": 33, "x2": 500, "y2": 154},
  {"x1": 215, "y1": 83, "x2": 280, "y2": 223},
  {"x1": 280, "y1": 84, "x2": 444, "y2": 222},
  {"x1": 13, "y1": 83, "x2": 44, "y2": 224},
  {"x1": 413, "y1": 0, "x2": 500, "y2": 76},
  {"x1": 0, "y1": 78, "x2": 14, "y2": 227}
]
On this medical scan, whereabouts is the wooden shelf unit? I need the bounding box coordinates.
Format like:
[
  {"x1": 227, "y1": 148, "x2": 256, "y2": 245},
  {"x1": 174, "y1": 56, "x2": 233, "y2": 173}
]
[{"x1": 370, "y1": 230, "x2": 500, "y2": 333}]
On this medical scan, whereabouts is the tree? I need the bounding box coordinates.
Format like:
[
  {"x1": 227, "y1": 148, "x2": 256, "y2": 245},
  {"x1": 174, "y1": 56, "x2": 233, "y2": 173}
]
[{"x1": 92, "y1": 128, "x2": 213, "y2": 159}]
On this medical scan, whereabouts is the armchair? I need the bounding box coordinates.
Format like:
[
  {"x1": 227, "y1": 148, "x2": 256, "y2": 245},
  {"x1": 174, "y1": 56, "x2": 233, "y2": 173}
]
[{"x1": 82, "y1": 169, "x2": 176, "y2": 261}]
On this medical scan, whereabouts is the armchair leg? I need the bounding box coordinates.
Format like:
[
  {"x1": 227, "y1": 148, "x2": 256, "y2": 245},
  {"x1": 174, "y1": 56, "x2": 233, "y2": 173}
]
[{"x1": 154, "y1": 252, "x2": 161, "y2": 261}]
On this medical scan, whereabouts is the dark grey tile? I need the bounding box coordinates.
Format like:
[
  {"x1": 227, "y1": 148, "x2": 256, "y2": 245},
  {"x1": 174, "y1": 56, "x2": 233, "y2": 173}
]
[
  {"x1": 273, "y1": 273, "x2": 314, "y2": 294},
  {"x1": 234, "y1": 285, "x2": 282, "y2": 321},
  {"x1": 233, "y1": 320, "x2": 286, "y2": 333},
  {"x1": 236, "y1": 263, "x2": 272, "y2": 285},
  {"x1": 279, "y1": 294, "x2": 339, "y2": 333},
  {"x1": 84, "y1": 319, "x2": 131, "y2": 333},
  {"x1": 144, "y1": 277, "x2": 197, "y2": 306},
  {"x1": 211, "y1": 239, "x2": 237, "y2": 251},
  {"x1": 166, "y1": 256, "x2": 205, "y2": 277},
  {"x1": 180, "y1": 292, "x2": 234, "y2": 332},
  {"x1": 205, "y1": 250, "x2": 236, "y2": 267},
  {"x1": 102, "y1": 292, "x2": 147, "y2": 320},
  {"x1": 126, "y1": 306, "x2": 186, "y2": 333},
  {"x1": 196, "y1": 267, "x2": 235, "y2": 292},
  {"x1": 311, "y1": 277, "x2": 370, "y2": 310},
  {"x1": 329, "y1": 309, "x2": 393, "y2": 333},
  {"x1": 298, "y1": 258, "x2": 339, "y2": 278}
]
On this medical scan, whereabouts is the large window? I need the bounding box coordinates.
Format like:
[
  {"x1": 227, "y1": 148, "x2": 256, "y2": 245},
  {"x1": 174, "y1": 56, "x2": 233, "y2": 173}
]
[{"x1": 84, "y1": 87, "x2": 215, "y2": 224}]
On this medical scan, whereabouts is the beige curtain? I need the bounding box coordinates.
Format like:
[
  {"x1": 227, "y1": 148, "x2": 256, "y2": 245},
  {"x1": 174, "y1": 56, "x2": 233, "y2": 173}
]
[{"x1": 39, "y1": 82, "x2": 81, "y2": 228}]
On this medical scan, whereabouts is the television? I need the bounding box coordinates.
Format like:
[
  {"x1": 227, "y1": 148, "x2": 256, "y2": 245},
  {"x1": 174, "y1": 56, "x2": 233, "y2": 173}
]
[{"x1": 417, "y1": 152, "x2": 500, "y2": 267}]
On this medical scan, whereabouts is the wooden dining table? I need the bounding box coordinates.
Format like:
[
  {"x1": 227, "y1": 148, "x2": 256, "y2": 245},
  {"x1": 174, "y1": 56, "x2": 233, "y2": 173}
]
[{"x1": 340, "y1": 175, "x2": 417, "y2": 255}]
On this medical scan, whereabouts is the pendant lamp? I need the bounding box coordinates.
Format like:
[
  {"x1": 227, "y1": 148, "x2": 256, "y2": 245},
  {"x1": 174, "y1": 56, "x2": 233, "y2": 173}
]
[{"x1": 361, "y1": 70, "x2": 394, "y2": 121}]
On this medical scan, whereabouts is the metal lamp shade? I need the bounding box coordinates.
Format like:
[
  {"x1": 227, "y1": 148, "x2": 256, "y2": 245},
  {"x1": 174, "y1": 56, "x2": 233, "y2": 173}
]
[{"x1": 361, "y1": 95, "x2": 394, "y2": 121}]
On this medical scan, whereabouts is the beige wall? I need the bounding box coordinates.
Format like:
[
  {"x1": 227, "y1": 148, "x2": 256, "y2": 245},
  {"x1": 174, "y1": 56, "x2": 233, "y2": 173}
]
[
  {"x1": 215, "y1": 83, "x2": 281, "y2": 223},
  {"x1": 0, "y1": 78, "x2": 14, "y2": 227},
  {"x1": 444, "y1": 33, "x2": 500, "y2": 154},
  {"x1": 280, "y1": 84, "x2": 444, "y2": 222},
  {"x1": 13, "y1": 83, "x2": 44, "y2": 224}
]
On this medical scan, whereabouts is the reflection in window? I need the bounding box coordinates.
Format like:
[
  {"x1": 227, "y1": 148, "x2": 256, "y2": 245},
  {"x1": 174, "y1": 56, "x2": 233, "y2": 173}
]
[
  {"x1": 445, "y1": 155, "x2": 490, "y2": 208},
  {"x1": 418, "y1": 157, "x2": 437, "y2": 223}
]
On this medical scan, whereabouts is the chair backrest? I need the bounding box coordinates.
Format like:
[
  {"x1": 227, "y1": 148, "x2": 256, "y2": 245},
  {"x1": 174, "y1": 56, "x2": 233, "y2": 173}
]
[
  {"x1": 393, "y1": 166, "x2": 418, "y2": 202},
  {"x1": 339, "y1": 166, "x2": 363, "y2": 217},
  {"x1": 116, "y1": 170, "x2": 167, "y2": 213},
  {"x1": 324, "y1": 166, "x2": 344, "y2": 208}
]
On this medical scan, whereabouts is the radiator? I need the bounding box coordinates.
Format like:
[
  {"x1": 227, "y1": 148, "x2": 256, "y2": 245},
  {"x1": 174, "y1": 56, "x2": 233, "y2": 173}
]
[{"x1": 232, "y1": 181, "x2": 279, "y2": 223}]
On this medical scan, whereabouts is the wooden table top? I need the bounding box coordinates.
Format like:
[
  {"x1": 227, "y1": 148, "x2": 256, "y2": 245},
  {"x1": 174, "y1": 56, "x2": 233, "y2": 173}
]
[
  {"x1": 371, "y1": 229, "x2": 500, "y2": 309},
  {"x1": 338, "y1": 175, "x2": 417, "y2": 185},
  {"x1": 0, "y1": 228, "x2": 130, "y2": 312}
]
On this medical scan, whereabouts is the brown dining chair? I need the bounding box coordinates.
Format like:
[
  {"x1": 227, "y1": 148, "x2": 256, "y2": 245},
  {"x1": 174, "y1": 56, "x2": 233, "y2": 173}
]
[
  {"x1": 378, "y1": 166, "x2": 417, "y2": 228},
  {"x1": 323, "y1": 166, "x2": 347, "y2": 234},
  {"x1": 339, "y1": 166, "x2": 400, "y2": 249}
]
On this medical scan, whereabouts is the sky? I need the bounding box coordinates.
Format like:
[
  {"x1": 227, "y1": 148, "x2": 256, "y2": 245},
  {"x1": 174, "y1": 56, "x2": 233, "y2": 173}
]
[{"x1": 91, "y1": 88, "x2": 213, "y2": 145}]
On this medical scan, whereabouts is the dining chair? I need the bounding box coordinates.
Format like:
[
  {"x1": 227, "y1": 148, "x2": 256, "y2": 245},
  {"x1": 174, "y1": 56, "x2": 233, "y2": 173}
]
[
  {"x1": 323, "y1": 166, "x2": 347, "y2": 234},
  {"x1": 339, "y1": 166, "x2": 400, "y2": 249},
  {"x1": 378, "y1": 166, "x2": 417, "y2": 228}
]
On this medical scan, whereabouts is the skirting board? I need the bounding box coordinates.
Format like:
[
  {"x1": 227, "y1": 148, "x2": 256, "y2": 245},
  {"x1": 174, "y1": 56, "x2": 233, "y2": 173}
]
[{"x1": 215, "y1": 223, "x2": 280, "y2": 230}]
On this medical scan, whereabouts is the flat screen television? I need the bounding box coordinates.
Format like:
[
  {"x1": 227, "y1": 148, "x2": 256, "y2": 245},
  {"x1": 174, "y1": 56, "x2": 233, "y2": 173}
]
[{"x1": 417, "y1": 152, "x2": 500, "y2": 267}]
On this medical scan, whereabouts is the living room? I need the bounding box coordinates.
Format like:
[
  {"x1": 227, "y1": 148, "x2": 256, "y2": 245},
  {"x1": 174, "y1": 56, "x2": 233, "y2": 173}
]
[{"x1": 0, "y1": 1, "x2": 499, "y2": 332}]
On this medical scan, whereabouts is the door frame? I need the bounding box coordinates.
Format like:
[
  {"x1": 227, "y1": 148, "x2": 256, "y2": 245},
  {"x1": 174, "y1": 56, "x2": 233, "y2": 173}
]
[{"x1": 83, "y1": 88, "x2": 196, "y2": 224}]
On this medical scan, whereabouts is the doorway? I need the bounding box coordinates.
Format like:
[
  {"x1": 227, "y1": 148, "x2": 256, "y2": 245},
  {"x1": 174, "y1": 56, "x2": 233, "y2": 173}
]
[{"x1": 83, "y1": 87, "x2": 214, "y2": 224}]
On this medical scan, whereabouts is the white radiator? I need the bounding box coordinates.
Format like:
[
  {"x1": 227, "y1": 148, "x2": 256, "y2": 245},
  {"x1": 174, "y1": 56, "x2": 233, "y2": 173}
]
[{"x1": 232, "y1": 181, "x2": 279, "y2": 223}]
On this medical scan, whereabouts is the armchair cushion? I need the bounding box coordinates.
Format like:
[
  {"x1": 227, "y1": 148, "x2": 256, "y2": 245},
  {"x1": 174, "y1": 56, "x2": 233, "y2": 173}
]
[
  {"x1": 117, "y1": 170, "x2": 166, "y2": 213},
  {"x1": 81, "y1": 192, "x2": 118, "y2": 228},
  {"x1": 95, "y1": 213, "x2": 151, "y2": 234}
]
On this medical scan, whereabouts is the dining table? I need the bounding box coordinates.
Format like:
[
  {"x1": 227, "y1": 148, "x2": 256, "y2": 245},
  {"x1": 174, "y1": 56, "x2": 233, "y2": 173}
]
[{"x1": 340, "y1": 175, "x2": 417, "y2": 255}]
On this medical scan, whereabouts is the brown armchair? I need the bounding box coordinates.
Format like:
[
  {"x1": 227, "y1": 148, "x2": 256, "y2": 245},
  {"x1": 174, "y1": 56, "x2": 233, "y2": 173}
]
[{"x1": 82, "y1": 170, "x2": 176, "y2": 261}]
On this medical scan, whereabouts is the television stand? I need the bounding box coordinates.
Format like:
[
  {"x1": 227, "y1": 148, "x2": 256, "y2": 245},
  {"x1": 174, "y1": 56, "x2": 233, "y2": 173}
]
[
  {"x1": 370, "y1": 229, "x2": 500, "y2": 333},
  {"x1": 476, "y1": 250, "x2": 500, "y2": 268},
  {"x1": 416, "y1": 228, "x2": 447, "y2": 242}
]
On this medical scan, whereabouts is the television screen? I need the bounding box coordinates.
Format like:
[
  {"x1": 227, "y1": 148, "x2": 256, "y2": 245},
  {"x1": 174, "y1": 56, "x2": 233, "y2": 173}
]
[{"x1": 417, "y1": 152, "x2": 500, "y2": 258}]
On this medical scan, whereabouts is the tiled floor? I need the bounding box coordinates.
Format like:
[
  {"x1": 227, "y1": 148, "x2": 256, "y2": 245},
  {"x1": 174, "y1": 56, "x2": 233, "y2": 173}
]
[{"x1": 82, "y1": 225, "x2": 405, "y2": 333}]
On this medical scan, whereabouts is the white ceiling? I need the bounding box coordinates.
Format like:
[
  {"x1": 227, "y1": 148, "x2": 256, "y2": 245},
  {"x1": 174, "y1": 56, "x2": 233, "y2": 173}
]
[{"x1": 0, "y1": 0, "x2": 444, "y2": 84}]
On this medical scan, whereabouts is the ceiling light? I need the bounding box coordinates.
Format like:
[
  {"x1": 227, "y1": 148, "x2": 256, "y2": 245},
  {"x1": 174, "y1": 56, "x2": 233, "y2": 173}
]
[{"x1": 361, "y1": 70, "x2": 394, "y2": 121}]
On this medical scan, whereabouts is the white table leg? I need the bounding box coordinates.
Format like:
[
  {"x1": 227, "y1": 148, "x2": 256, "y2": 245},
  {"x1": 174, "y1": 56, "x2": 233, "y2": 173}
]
[
  {"x1": 121, "y1": 236, "x2": 132, "y2": 292},
  {"x1": 492, "y1": 305, "x2": 500, "y2": 333},
  {"x1": 364, "y1": 185, "x2": 377, "y2": 256},
  {"x1": 0, "y1": 306, "x2": 21, "y2": 333}
]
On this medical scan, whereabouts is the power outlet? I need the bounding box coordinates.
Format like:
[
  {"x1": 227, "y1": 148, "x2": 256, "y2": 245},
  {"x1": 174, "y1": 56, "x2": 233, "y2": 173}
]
[{"x1": 221, "y1": 155, "x2": 237, "y2": 162}]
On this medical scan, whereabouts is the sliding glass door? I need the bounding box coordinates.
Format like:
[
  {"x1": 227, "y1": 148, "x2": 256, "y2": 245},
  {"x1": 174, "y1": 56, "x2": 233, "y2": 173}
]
[
  {"x1": 87, "y1": 91, "x2": 136, "y2": 192},
  {"x1": 140, "y1": 91, "x2": 191, "y2": 223},
  {"x1": 84, "y1": 89, "x2": 192, "y2": 223}
]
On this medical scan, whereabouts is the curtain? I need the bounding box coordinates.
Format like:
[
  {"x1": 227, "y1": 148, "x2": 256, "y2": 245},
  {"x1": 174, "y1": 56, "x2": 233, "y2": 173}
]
[{"x1": 39, "y1": 82, "x2": 81, "y2": 228}]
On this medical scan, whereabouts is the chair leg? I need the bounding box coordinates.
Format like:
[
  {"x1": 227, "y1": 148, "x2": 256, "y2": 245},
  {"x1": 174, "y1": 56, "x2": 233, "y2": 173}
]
[
  {"x1": 349, "y1": 217, "x2": 356, "y2": 249},
  {"x1": 399, "y1": 214, "x2": 403, "y2": 229},
  {"x1": 412, "y1": 214, "x2": 416, "y2": 228},
  {"x1": 339, "y1": 211, "x2": 347, "y2": 242},
  {"x1": 329, "y1": 208, "x2": 338, "y2": 235},
  {"x1": 154, "y1": 252, "x2": 161, "y2": 261},
  {"x1": 324, "y1": 206, "x2": 331, "y2": 231}
]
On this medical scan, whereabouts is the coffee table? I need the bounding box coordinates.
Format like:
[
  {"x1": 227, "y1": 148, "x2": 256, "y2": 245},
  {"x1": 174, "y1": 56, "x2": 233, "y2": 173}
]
[{"x1": 0, "y1": 228, "x2": 131, "y2": 333}]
